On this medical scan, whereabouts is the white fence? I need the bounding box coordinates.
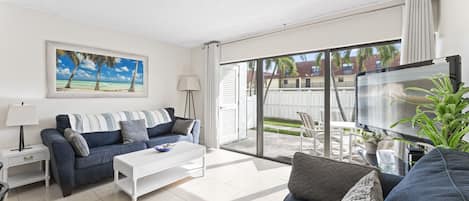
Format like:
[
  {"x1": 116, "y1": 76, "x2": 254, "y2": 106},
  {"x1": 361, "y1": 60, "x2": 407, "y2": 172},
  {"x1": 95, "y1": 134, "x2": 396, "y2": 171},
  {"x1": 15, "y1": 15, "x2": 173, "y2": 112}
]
[{"x1": 262, "y1": 88, "x2": 356, "y2": 121}]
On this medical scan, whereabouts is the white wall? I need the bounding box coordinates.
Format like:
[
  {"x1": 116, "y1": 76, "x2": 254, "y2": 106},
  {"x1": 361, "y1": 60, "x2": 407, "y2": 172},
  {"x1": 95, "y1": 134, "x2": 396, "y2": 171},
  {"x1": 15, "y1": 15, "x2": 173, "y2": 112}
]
[
  {"x1": 435, "y1": 0, "x2": 469, "y2": 84},
  {"x1": 0, "y1": 4, "x2": 191, "y2": 149}
]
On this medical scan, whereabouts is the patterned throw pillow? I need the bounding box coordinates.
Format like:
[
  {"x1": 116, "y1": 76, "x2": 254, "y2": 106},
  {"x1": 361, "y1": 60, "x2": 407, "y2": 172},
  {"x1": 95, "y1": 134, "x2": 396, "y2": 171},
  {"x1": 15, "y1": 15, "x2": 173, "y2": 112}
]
[
  {"x1": 64, "y1": 128, "x2": 90, "y2": 157},
  {"x1": 120, "y1": 119, "x2": 149, "y2": 144},
  {"x1": 342, "y1": 171, "x2": 384, "y2": 201}
]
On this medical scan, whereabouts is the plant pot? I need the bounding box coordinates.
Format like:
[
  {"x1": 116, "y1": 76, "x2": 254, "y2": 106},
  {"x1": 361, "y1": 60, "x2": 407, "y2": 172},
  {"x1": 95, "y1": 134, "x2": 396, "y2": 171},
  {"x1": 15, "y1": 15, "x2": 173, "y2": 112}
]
[{"x1": 365, "y1": 142, "x2": 378, "y2": 154}]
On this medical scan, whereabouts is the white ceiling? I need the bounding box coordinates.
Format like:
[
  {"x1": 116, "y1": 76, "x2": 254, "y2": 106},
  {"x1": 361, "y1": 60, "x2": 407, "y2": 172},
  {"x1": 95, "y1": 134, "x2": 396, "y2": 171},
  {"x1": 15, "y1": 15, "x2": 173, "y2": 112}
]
[{"x1": 2, "y1": 0, "x2": 395, "y2": 47}]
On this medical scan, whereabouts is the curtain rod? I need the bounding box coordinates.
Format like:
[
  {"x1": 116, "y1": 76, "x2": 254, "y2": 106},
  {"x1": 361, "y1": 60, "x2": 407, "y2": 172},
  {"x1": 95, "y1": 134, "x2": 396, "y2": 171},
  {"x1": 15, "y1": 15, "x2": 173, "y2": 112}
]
[{"x1": 219, "y1": 0, "x2": 405, "y2": 46}]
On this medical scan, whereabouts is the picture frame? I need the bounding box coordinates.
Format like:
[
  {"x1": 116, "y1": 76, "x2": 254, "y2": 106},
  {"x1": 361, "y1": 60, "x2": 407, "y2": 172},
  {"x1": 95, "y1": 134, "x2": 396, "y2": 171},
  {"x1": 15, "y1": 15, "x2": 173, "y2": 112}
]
[{"x1": 46, "y1": 41, "x2": 149, "y2": 98}]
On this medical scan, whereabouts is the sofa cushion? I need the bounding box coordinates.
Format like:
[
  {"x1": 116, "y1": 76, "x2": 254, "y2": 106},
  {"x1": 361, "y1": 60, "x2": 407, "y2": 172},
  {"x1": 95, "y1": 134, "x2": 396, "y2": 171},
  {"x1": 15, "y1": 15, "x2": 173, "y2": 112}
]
[
  {"x1": 146, "y1": 134, "x2": 193, "y2": 148},
  {"x1": 284, "y1": 193, "x2": 305, "y2": 201},
  {"x1": 164, "y1": 107, "x2": 176, "y2": 121},
  {"x1": 75, "y1": 142, "x2": 146, "y2": 169},
  {"x1": 56, "y1": 108, "x2": 177, "y2": 148},
  {"x1": 82, "y1": 130, "x2": 122, "y2": 148},
  {"x1": 147, "y1": 122, "x2": 174, "y2": 138},
  {"x1": 57, "y1": 115, "x2": 122, "y2": 148},
  {"x1": 385, "y1": 148, "x2": 469, "y2": 201}
]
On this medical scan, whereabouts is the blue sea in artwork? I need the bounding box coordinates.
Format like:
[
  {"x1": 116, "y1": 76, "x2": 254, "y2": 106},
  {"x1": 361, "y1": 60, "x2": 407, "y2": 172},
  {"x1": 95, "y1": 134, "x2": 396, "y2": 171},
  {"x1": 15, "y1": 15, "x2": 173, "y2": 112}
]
[{"x1": 55, "y1": 49, "x2": 144, "y2": 92}]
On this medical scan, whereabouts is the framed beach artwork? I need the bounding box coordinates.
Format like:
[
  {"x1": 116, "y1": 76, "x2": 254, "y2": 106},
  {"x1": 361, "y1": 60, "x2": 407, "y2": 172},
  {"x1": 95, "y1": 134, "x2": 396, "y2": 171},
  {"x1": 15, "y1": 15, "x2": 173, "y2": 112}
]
[{"x1": 46, "y1": 41, "x2": 148, "y2": 98}]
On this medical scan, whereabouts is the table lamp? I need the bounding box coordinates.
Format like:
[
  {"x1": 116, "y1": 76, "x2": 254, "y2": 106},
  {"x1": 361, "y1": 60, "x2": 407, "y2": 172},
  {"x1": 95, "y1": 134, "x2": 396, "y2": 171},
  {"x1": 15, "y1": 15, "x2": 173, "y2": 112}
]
[
  {"x1": 6, "y1": 102, "x2": 38, "y2": 151},
  {"x1": 177, "y1": 76, "x2": 200, "y2": 119}
]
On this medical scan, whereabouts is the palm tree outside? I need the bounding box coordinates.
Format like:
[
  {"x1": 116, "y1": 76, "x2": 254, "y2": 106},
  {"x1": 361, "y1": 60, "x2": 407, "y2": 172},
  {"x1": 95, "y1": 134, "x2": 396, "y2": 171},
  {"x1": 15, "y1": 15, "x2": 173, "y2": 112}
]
[
  {"x1": 331, "y1": 50, "x2": 351, "y2": 121},
  {"x1": 356, "y1": 47, "x2": 373, "y2": 72},
  {"x1": 263, "y1": 56, "x2": 298, "y2": 104},
  {"x1": 377, "y1": 45, "x2": 399, "y2": 67},
  {"x1": 247, "y1": 61, "x2": 256, "y2": 96}
]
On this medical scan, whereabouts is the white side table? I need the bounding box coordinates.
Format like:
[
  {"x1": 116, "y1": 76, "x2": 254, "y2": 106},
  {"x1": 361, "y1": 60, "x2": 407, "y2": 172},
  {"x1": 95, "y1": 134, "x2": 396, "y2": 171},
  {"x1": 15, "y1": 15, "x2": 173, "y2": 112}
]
[{"x1": 0, "y1": 144, "x2": 50, "y2": 188}]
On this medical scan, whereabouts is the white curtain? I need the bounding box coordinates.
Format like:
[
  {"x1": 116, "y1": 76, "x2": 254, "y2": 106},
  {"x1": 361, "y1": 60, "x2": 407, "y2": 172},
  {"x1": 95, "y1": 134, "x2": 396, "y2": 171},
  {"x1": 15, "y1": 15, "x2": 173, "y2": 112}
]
[
  {"x1": 401, "y1": 0, "x2": 436, "y2": 64},
  {"x1": 203, "y1": 41, "x2": 221, "y2": 148}
]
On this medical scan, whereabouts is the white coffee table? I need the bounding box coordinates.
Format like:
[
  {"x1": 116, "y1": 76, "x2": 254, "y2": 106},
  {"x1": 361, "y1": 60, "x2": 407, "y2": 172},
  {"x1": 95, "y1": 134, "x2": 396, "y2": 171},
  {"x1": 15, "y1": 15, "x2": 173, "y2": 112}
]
[{"x1": 113, "y1": 142, "x2": 206, "y2": 201}]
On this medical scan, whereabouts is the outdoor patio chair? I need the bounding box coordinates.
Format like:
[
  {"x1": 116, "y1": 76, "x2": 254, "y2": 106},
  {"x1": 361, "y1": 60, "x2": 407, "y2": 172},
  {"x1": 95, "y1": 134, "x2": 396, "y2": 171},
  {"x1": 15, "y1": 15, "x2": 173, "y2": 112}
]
[
  {"x1": 297, "y1": 112, "x2": 344, "y2": 157},
  {"x1": 0, "y1": 162, "x2": 8, "y2": 201},
  {"x1": 297, "y1": 112, "x2": 322, "y2": 154}
]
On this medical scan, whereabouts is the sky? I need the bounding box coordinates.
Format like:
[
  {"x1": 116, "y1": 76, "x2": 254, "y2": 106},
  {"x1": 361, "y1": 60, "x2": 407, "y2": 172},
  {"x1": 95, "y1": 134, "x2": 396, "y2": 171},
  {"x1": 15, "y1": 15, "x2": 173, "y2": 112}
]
[{"x1": 56, "y1": 51, "x2": 144, "y2": 84}]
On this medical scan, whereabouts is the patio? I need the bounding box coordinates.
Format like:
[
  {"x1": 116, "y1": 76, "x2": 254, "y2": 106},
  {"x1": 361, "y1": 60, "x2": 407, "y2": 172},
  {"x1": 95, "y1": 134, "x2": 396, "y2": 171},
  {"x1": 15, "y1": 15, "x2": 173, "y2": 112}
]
[{"x1": 222, "y1": 128, "x2": 367, "y2": 164}]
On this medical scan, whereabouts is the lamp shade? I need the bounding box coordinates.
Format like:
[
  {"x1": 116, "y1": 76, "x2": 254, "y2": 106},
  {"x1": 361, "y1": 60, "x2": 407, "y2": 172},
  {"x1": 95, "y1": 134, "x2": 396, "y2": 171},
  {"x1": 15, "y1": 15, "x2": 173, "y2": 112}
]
[
  {"x1": 6, "y1": 104, "x2": 38, "y2": 126},
  {"x1": 177, "y1": 76, "x2": 201, "y2": 91}
]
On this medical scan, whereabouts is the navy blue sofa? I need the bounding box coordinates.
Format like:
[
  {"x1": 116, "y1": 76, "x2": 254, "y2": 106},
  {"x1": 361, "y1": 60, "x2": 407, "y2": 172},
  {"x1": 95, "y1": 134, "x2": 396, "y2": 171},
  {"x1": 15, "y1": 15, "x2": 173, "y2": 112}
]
[
  {"x1": 284, "y1": 148, "x2": 469, "y2": 201},
  {"x1": 41, "y1": 108, "x2": 200, "y2": 197}
]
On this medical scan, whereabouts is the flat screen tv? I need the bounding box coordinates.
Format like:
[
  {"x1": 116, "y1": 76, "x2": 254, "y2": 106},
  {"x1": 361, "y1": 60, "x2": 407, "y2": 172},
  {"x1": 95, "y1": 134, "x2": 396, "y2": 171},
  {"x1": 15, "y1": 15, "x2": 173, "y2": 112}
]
[{"x1": 356, "y1": 55, "x2": 461, "y2": 138}]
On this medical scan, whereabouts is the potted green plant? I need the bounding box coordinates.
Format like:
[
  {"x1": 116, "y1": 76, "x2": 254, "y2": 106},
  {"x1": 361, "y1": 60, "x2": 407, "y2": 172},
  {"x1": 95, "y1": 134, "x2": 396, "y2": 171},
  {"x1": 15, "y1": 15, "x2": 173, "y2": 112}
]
[
  {"x1": 361, "y1": 131, "x2": 384, "y2": 154},
  {"x1": 391, "y1": 75, "x2": 469, "y2": 152}
]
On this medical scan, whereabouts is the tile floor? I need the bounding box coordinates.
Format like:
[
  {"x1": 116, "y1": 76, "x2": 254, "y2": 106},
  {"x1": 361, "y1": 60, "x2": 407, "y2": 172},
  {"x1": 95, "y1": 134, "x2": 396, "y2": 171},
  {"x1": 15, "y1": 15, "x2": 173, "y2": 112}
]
[{"x1": 5, "y1": 149, "x2": 292, "y2": 201}]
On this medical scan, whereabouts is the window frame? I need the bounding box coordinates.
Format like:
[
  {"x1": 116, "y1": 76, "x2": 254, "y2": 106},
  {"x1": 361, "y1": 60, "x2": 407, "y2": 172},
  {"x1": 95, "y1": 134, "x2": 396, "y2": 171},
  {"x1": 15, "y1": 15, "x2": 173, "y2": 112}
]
[
  {"x1": 219, "y1": 39, "x2": 401, "y2": 164},
  {"x1": 305, "y1": 78, "x2": 311, "y2": 88}
]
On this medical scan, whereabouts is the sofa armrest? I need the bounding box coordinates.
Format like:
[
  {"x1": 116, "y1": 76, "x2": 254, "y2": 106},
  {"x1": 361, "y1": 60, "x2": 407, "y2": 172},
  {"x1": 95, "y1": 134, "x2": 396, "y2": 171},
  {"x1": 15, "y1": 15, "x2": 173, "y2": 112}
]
[
  {"x1": 41, "y1": 129, "x2": 75, "y2": 196},
  {"x1": 175, "y1": 117, "x2": 201, "y2": 144},
  {"x1": 288, "y1": 152, "x2": 377, "y2": 201},
  {"x1": 191, "y1": 120, "x2": 201, "y2": 144}
]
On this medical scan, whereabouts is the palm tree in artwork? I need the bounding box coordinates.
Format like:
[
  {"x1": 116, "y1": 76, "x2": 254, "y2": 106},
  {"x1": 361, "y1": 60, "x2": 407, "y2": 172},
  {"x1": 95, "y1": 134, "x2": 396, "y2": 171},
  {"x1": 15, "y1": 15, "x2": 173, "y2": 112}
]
[
  {"x1": 263, "y1": 56, "x2": 297, "y2": 104},
  {"x1": 56, "y1": 50, "x2": 81, "y2": 89},
  {"x1": 331, "y1": 50, "x2": 351, "y2": 121},
  {"x1": 128, "y1": 61, "x2": 139, "y2": 92},
  {"x1": 87, "y1": 54, "x2": 117, "y2": 91}
]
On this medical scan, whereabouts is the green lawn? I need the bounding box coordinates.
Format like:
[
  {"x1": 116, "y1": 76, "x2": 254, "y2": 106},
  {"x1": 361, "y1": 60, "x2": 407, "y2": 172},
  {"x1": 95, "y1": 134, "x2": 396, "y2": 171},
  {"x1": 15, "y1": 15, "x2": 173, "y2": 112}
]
[
  {"x1": 264, "y1": 117, "x2": 302, "y2": 128},
  {"x1": 264, "y1": 127, "x2": 301, "y2": 136},
  {"x1": 262, "y1": 117, "x2": 303, "y2": 136}
]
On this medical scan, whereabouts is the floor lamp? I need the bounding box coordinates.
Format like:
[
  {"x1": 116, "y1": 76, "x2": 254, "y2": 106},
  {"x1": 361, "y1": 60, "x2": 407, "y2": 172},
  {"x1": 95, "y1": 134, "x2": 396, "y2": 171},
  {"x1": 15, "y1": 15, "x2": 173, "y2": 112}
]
[{"x1": 178, "y1": 76, "x2": 200, "y2": 119}]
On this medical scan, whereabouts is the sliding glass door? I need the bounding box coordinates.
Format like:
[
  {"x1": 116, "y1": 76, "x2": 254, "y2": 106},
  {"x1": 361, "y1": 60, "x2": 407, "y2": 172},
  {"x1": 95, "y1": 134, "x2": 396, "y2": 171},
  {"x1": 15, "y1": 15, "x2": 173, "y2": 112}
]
[
  {"x1": 328, "y1": 42, "x2": 402, "y2": 162},
  {"x1": 219, "y1": 40, "x2": 401, "y2": 164},
  {"x1": 262, "y1": 52, "x2": 326, "y2": 162}
]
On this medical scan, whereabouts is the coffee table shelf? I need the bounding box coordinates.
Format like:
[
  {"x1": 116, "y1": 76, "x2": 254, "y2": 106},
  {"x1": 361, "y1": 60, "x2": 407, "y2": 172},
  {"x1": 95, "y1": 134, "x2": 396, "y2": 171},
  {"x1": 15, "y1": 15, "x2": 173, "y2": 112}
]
[
  {"x1": 113, "y1": 142, "x2": 206, "y2": 201},
  {"x1": 116, "y1": 166, "x2": 190, "y2": 196}
]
